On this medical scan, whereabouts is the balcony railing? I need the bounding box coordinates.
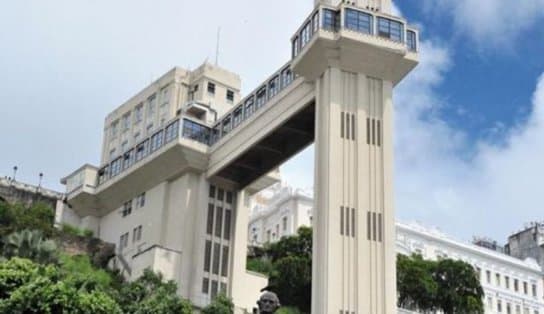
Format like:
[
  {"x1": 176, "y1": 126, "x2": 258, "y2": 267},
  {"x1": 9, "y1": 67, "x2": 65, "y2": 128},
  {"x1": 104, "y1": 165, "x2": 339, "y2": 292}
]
[{"x1": 291, "y1": 4, "x2": 419, "y2": 58}]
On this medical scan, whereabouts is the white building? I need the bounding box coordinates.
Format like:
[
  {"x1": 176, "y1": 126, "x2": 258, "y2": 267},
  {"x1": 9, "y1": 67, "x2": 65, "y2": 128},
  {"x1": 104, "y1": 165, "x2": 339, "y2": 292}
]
[
  {"x1": 57, "y1": 0, "x2": 419, "y2": 312},
  {"x1": 249, "y1": 188, "x2": 544, "y2": 314}
]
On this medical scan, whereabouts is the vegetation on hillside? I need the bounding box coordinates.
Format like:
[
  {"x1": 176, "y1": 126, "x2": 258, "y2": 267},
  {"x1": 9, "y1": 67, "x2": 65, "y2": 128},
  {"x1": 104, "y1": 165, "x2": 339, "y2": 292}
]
[{"x1": 0, "y1": 201, "x2": 233, "y2": 313}]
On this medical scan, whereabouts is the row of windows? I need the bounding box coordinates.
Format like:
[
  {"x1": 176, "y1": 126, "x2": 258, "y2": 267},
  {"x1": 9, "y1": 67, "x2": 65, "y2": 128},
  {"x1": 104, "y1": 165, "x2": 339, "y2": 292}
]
[
  {"x1": 480, "y1": 268, "x2": 538, "y2": 297},
  {"x1": 206, "y1": 82, "x2": 235, "y2": 103},
  {"x1": 368, "y1": 211, "x2": 383, "y2": 242},
  {"x1": 206, "y1": 204, "x2": 232, "y2": 241},
  {"x1": 121, "y1": 192, "x2": 146, "y2": 217},
  {"x1": 119, "y1": 225, "x2": 143, "y2": 251},
  {"x1": 489, "y1": 297, "x2": 539, "y2": 314},
  {"x1": 209, "y1": 65, "x2": 294, "y2": 146},
  {"x1": 202, "y1": 278, "x2": 227, "y2": 299},
  {"x1": 340, "y1": 206, "x2": 356, "y2": 238},
  {"x1": 203, "y1": 240, "x2": 230, "y2": 277},
  {"x1": 110, "y1": 87, "x2": 170, "y2": 138},
  {"x1": 367, "y1": 118, "x2": 381, "y2": 146},
  {"x1": 182, "y1": 118, "x2": 211, "y2": 145},
  {"x1": 292, "y1": 7, "x2": 417, "y2": 59},
  {"x1": 98, "y1": 120, "x2": 179, "y2": 185}
]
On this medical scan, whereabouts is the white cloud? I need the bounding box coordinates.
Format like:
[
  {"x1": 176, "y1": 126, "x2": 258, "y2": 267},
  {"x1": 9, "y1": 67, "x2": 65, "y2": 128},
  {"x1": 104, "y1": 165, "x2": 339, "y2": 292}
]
[
  {"x1": 425, "y1": 0, "x2": 544, "y2": 47},
  {"x1": 394, "y1": 40, "x2": 544, "y2": 241}
]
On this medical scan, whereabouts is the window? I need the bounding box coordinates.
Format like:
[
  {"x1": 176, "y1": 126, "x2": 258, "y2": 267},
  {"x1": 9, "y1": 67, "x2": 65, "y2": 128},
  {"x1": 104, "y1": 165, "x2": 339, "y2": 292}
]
[
  {"x1": 211, "y1": 280, "x2": 218, "y2": 299},
  {"x1": 226, "y1": 191, "x2": 233, "y2": 204},
  {"x1": 136, "y1": 192, "x2": 146, "y2": 208},
  {"x1": 202, "y1": 278, "x2": 209, "y2": 294},
  {"x1": 226, "y1": 90, "x2": 234, "y2": 103},
  {"x1": 486, "y1": 270, "x2": 491, "y2": 283},
  {"x1": 283, "y1": 217, "x2": 288, "y2": 231},
  {"x1": 132, "y1": 225, "x2": 142, "y2": 243},
  {"x1": 206, "y1": 204, "x2": 214, "y2": 235},
  {"x1": 312, "y1": 11, "x2": 319, "y2": 34},
  {"x1": 146, "y1": 123, "x2": 154, "y2": 135},
  {"x1": 209, "y1": 185, "x2": 216, "y2": 198},
  {"x1": 222, "y1": 116, "x2": 232, "y2": 136},
  {"x1": 244, "y1": 97, "x2": 255, "y2": 118},
  {"x1": 110, "y1": 157, "x2": 122, "y2": 177},
  {"x1": 122, "y1": 150, "x2": 133, "y2": 170},
  {"x1": 532, "y1": 284, "x2": 537, "y2": 297},
  {"x1": 507, "y1": 303, "x2": 511, "y2": 314},
  {"x1": 109, "y1": 148, "x2": 117, "y2": 160},
  {"x1": 204, "y1": 240, "x2": 212, "y2": 272},
  {"x1": 256, "y1": 87, "x2": 267, "y2": 108},
  {"x1": 215, "y1": 207, "x2": 223, "y2": 237},
  {"x1": 322, "y1": 9, "x2": 339, "y2": 31},
  {"x1": 487, "y1": 297, "x2": 493, "y2": 309},
  {"x1": 497, "y1": 299, "x2": 502, "y2": 313},
  {"x1": 232, "y1": 106, "x2": 243, "y2": 128},
  {"x1": 377, "y1": 17, "x2": 404, "y2": 42},
  {"x1": 345, "y1": 8, "x2": 373, "y2": 35},
  {"x1": 514, "y1": 279, "x2": 519, "y2": 292},
  {"x1": 182, "y1": 119, "x2": 210, "y2": 144},
  {"x1": 149, "y1": 130, "x2": 164, "y2": 153},
  {"x1": 505, "y1": 276, "x2": 510, "y2": 289},
  {"x1": 122, "y1": 113, "x2": 131, "y2": 131},
  {"x1": 111, "y1": 120, "x2": 119, "y2": 137},
  {"x1": 217, "y1": 189, "x2": 224, "y2": 201},
  {"x1": 407, "y1": 30, "x2": 417, "y2": 51},
  {"x1": 524, "y1": 282, "x2": 528, "y2": 294},
  {"x1": 161, "y1": 87, "x2": 170, "y2": 104},
  {"x1": 147, "y1": 95, "x2": 156, "y2": 117},
  {"x1": 281, "y1": 67, "x2": 293, "y2": 88},
  {"x1": 135, "y1": 104, "x2": 143, "y2": 123},
  {"x1": 292, "y1": 36, "x2": 300, "y2": 58},
  {"x1": 268, "y1": 76, "x2": 280, "y2": 98},
  {"x1": 207, "y1": 82, "x2": 215, "y2": 95},
  {"x1": 135, "y1": 140, "x2": 148, "y2": 161},
  {"x1": 221, "y1": 245, "x2": 229, "y2": 277},
  {"x1": 300, "y1": 21, "x2": 312, "y2": 49},
  {"x1": 212, "y1": 243, "x2": 221, "y2": 275},
  {"x1": 119, "y1": 232, "x2": 129, "y2": 250},
  {"x1": 223, "y1": 210, "x2": 231, "y2": 240},
  {"x1": 267, "y1": 230, "x2": 271, "y2": 242},
  {"x1": 496, "y1": 273, "x2": 501, "y2": 287},
  {"x1": 134, "y1": 131, "x2": 141, "y2": 143},
  {"x1": 122, "y1": 200, "x2": 132, "y2": 217},
  {"x1": 164, "y1": 120, "x2": 179, "y2": 143}
]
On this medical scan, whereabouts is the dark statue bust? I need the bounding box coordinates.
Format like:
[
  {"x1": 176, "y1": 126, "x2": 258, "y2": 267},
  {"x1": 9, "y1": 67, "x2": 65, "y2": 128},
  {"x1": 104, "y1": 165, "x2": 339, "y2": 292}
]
[{"x1": 256, "y1": 291, "x2": 281, "y2": 314}]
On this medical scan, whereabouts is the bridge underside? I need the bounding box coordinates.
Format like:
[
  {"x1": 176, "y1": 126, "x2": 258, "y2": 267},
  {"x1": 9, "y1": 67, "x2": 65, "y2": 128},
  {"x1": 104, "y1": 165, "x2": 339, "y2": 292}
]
[{"x1": 216, "y1": 102, "x2": 315, "y2": 189}]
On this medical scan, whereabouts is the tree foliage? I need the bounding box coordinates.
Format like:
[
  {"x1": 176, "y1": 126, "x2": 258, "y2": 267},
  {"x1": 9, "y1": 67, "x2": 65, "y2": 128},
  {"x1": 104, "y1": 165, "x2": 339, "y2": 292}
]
[
  {"x1": 116, "y1": 268, "x2": 192, "y2": 314},
  {"x1": 0, "y1": 257, "x2": 121, "y2": 314},
  {"x1": 397, "y1": 254, "x2": 484, "y2": 314},
  {"x1": 0, "y1": 202, "x2": 56, "y2": 238},
  {"x1": 202, "y1": 293, "x2": 234, "y2": 314}
]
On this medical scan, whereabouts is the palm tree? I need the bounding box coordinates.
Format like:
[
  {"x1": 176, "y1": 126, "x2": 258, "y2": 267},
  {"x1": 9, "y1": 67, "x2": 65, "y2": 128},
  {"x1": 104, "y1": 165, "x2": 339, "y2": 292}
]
[{"x1": 3, "y1": 229, "x2": 58, "y2": 264}]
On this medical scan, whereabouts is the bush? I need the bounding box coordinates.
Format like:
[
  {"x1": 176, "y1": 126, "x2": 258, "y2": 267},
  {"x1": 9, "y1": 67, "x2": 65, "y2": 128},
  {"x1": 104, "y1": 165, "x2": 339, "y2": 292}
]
[
  {"x1": 202, "y1": 293, "x2": 234, "y2": 314},
  {"x1": 61, "y1": 223, "x2": 93, "y2": 238}
]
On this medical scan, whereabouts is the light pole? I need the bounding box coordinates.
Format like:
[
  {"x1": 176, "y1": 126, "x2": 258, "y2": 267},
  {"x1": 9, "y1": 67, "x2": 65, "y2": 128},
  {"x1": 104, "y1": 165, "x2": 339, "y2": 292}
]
[
  {"x1": 38, "y1": 173, "x2": 43, "y2": 189},
  {"x1": 12, "y1": 166, "x2": 18, "y2": 182}
]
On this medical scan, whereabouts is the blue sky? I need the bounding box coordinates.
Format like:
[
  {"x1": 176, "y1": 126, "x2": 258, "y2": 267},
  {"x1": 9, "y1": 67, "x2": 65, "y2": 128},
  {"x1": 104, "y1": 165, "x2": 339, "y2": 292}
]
[{"x1": 1, "y1": 0, "x2": 544, "y2": 243}]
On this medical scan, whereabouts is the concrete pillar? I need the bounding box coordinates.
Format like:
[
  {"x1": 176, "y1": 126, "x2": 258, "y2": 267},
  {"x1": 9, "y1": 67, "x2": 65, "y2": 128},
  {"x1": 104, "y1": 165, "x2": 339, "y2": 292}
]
[{"x1": 312, "y1": 67, "x2": 396, "y2": 314}]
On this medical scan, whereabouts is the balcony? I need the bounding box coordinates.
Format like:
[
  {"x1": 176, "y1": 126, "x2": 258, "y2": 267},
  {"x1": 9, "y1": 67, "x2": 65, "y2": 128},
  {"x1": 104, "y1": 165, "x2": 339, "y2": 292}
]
[{"x1": 290, "y1": 3, "x2": 419, "y2": 84}]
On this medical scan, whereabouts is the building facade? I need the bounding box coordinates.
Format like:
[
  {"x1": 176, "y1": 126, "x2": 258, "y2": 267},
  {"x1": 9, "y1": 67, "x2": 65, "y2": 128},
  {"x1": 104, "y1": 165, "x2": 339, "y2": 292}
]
[
  {"x1": 506, "y1": 223, "x2": 544, "y2": 272},
  {"x1": 57, "y1": 0, "x2": 419, "y2": 312},
  {"x1": 249, "y1": 188, "x2": 544, "y2": 314}
]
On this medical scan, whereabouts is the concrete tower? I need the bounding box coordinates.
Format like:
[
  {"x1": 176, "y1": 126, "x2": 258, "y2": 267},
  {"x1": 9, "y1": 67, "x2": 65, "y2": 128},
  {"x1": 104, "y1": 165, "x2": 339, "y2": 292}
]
[{"x1": 293, "y1": 0, "x2": 418, "y2": 313}]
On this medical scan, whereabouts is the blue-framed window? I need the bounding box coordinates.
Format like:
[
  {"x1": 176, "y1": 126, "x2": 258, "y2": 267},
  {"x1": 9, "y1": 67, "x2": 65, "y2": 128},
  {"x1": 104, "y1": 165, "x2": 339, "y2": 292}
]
[
  {"x1": 322, "y1": 9, "x2": 339, "y2": 31},
  {"x1": 281, "y1": 67, "x2": 293, "y2": 88},
  {"x1": 345, "y1": 8, "x2": 373, "y2": 35},
  {"x1": 232, "y1": 106, "x2": 243, "y2": 128},
  {"x1": 164, "y1": 120, "x2": 180, "y2": 143},
  {"x1": 292, "y1": 36, "x2": 300, "y2": 58},
  {"x1": 300, "y1": 21, "x2": 312, "y2": 49},
  {"x1": 268, "y1": 76, "x2": 280, "y2": 98},
  {"x1": 377, "y1": 17, "x2": 404, "y2": 42},
  {"x1": 407, "y1": 30, "x2": 417, "y2": 51},
  {"x1": 222, "y1": 115, "x2": 232, "y2": 136},
  {"x1": 182, "y1": 119, "x2": 210, "y2": 145},
  {"x1": 256, "y1": 87, "x2": 267, "y2": 108}
]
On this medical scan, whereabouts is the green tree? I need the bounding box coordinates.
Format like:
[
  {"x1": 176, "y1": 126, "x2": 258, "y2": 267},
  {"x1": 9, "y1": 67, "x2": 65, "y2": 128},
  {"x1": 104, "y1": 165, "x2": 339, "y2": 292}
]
[
  {"x1": 202, "y1": 293, "x2": 234, "y2": 314},
  {"x1": 3, "y1": 229, "x2": 58, "y2": 264},
  {"x1": 266, "y1": 227, "x2": 312, "y2": 262},
  {"x1": 397, "y1": 254, "x2": 437, "y2": 311},
  {"x1": 116, "y1": 268, "x2": 192, "y2": 314},
  {"x1": 0, "y1": 257, "x2": 121, "y2": 314},
  {"x1": 433, "y1": 258, "x2": 484, "y2": 314},
  {"x1": 0, "y1": 202, "x2": 56, "y2": 238}
]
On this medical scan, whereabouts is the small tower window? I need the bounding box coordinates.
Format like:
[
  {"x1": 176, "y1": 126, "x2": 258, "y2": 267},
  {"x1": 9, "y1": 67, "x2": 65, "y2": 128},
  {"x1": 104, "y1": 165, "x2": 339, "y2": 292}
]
[
  {"x1": 226, "y1": 90, "x2": 234, "y2": 103},
  {"x1": 207, "y1": 82, "x2": 216, "y2": 95}
]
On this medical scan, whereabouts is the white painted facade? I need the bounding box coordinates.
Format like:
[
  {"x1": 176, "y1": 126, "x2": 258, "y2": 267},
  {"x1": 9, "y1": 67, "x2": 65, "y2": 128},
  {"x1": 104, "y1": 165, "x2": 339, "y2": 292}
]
[
  {"x1": 249, "y1": 189, "x2": 544, "y2": 314},
  {"x1": 58, "y1": 0, "x2": 420, "y2": 312}
]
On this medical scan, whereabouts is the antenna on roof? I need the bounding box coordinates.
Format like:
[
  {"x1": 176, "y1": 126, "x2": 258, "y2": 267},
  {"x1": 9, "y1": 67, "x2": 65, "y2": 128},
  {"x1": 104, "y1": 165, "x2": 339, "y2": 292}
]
[{"x1": 215, "y1": 27, "x2": 221, "y2": 66}]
